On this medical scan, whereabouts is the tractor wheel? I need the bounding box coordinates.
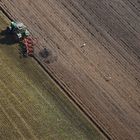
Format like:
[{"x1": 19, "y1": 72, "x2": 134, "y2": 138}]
[
  {"x1": 6, "y1": 27, "x2": 12, "y2": 34},
  {"x1": 13, "y1": 34, "x2": 20, "y2": 42}
]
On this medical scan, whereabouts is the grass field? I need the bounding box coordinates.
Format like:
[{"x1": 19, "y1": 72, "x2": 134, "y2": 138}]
[{"x1": 0, "y1": 11, "x2": 104, "y2": 140}]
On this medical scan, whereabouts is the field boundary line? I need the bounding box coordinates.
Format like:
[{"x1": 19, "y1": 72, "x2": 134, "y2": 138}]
[{"x1": 0, "y1": 5, "x2": 109, "y2": 140}]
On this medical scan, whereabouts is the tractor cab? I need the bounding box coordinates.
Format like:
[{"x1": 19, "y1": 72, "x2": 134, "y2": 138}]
[{"x1": 7, "y1": 21, "x2": 30, "y2": 40}]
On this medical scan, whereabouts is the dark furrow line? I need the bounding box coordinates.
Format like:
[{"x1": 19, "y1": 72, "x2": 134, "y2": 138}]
[
  {"x1": 78, "y1": 1, "x2": 140, "y2": 60},
  {"x1": 68, "y1": 0, "x2": 140, "y2": 74},
  {"x1": 76, "y1": 0, "x2": 140, "y2": 59},
  {"x1": 30, "y1": 0, "x2": 140, "y2": 110},
  {"x1": 59, "y1": 1, "x2": 140, "y2": 90},
  {"x1": 33, "y1": 55, "x2": 112, "y2": 140},
  {"x1": 125, "y1": 0, "x2": 140, "y2": 14}
]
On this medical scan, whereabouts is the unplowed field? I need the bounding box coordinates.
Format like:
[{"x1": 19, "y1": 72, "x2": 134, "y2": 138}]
[{"x1": 1, "y1": 0, "x2": 140, "y2": 140}]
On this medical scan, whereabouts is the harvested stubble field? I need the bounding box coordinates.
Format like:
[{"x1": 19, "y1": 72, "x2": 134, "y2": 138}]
[
  {"x1": 0, "y1": 0, "x2": 140, "y2": 140},
  {"x1": 0, "y1": 11, "x2": 103, "y2": 140}
]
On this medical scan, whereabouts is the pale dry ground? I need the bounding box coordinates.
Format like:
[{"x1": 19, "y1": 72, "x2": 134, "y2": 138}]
[{"x1": 1, "y1": 0, "x2": 140, "y2": 140}]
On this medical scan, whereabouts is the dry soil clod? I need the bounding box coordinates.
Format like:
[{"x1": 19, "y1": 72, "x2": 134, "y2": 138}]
[
  {"x1": 104, "y1": 75, "x2": 112, "y2": 81},
  {"x1": 81, "y1": 43, "x2": 86, "y2": 48}
]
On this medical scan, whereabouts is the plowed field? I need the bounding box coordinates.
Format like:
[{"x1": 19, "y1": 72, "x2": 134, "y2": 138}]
[{"x1": 1, "y1": 0, "x2": 140, "y2": 140}]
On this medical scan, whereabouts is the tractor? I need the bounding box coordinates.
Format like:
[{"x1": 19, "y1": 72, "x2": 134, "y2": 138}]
[
  {"x1": 7, "y1": 21, "x2": 30, "y2": 41},
  {"x1": 7, "y1": 21, "x2": 37, "y2": 57}
]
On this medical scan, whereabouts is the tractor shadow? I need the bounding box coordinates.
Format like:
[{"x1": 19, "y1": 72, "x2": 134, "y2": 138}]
[{"x1": 0, "y1": 29, "x2": 17, "y2": 45}]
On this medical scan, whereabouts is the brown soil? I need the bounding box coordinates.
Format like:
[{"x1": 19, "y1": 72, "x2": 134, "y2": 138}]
[{"x1": 1, "y1": 0, "x2": 140, "y2": 140}]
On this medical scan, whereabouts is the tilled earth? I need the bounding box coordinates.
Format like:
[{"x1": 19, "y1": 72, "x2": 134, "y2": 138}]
[{"x1": 1, "y1": 0, "x2": 140, "y2": 140}]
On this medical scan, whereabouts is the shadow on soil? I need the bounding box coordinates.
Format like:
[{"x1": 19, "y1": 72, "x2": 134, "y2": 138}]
[
  {"x1": 0, "y1": 29, "x2": 17, "y2": 45},
  {"x1": 39, "y1": 48, "x2": 57, "y2": 64}
]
